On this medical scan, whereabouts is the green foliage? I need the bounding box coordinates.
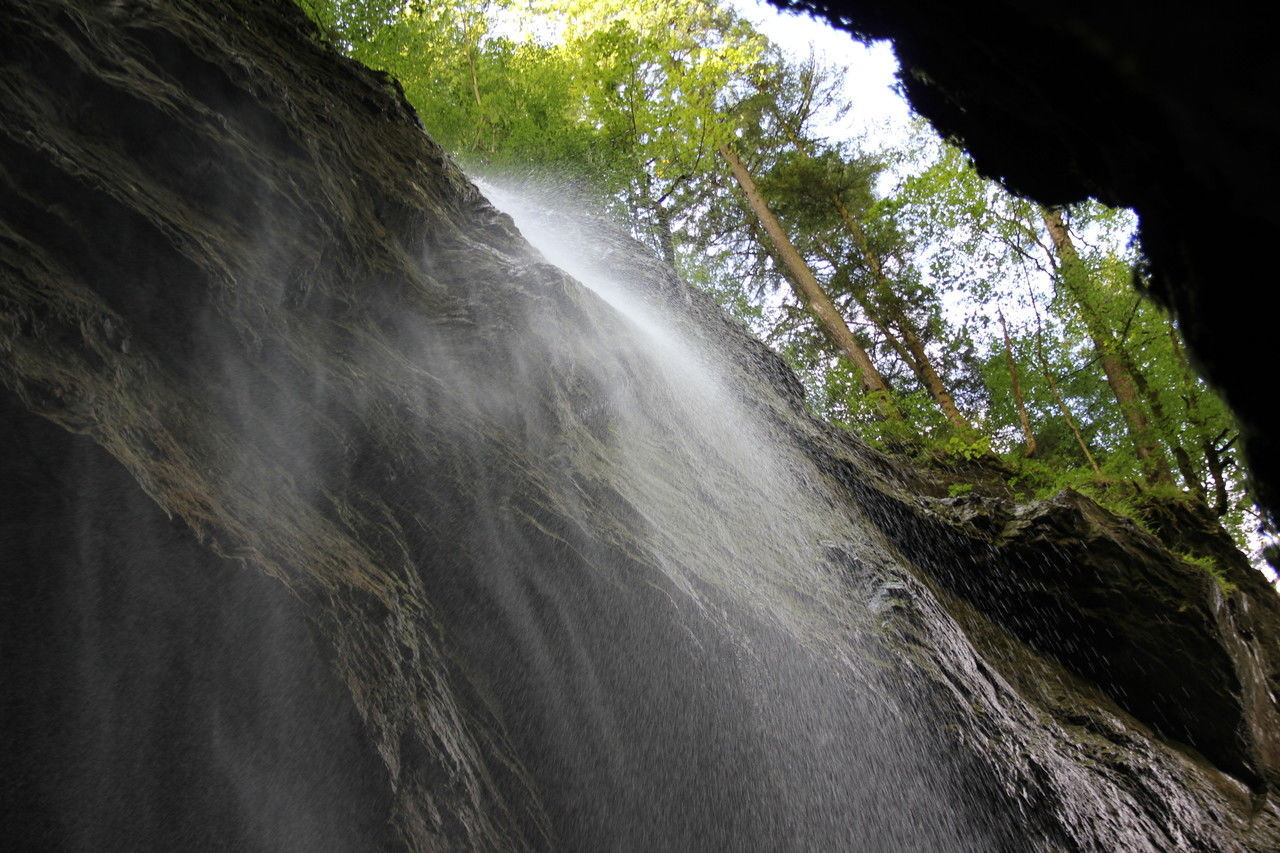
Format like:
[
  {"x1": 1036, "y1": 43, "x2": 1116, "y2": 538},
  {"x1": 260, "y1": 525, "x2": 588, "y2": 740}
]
[
  {"x1": 294, "y1": 0, "x2": 1264, "y2": 565},
  {"x1": 1177, "y1": 552, "x2": 1237, "y2": 596},
  {"x1": 296, "y1": 0, "x2": 401, "y2": 48},
  {"x1": 676, "y1": 249, "x2": 764, "y2": 328},
  {"x1": 937, "y1": 433, "x2": 991, "y2": 462}
]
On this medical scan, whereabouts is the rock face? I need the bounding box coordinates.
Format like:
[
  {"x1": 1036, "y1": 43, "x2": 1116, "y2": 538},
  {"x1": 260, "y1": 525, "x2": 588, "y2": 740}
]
[
  {"x1": 2, "y1": 0, "x2": 1280, "y2": 850},
  {"x1": 0, "y1": 393, "x2": 402, "y2": 851},
  {"x1": 786, "y1": 0, "x2": 1280, "y2": 521}
]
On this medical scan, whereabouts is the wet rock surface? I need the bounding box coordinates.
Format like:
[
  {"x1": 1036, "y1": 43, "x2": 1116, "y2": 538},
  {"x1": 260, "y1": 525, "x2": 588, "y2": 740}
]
[
  {"x1": 0, "y1": 392, "x2": 401, "y2": 851},
  {"x1": 2, "y1": 0, "x2": 1279, "y2": 849}
]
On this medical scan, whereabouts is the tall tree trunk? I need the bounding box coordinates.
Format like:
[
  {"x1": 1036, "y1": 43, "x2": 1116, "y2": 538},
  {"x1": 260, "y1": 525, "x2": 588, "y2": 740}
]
[
  {"x1": 1122, "y1": 342, "x2": 1201, "y2": 492},
  {"x1": 814, "y1": 244, "x2": 917, "y2": 370},
  {"x1": 766, "y1": 115, "x2": 958, "y2": 429},
  {"x1": 1037, "y1": 346, "x2": 1102, "y2": 474},
  {"x1": 719, "y1": 146, "x2": 898, "y2": 416},
  {"x1": 653, "y1": 202, "x2": 677, "y2": 267},
  {"x1": 641, "y1": 170, "x2": 678, "y2": 268},
  {"x1": 998, "y1": 310, "x2": 1038, "y2": 457},
  {"x1": 860, "y1": 301, "x2": 915, "y2": 369},
  {"x1": 894, "y1": 318, "x2": 970, "y2": 431},
  {"x1": 1172, "y1": 444, "x2": 1208, "y2": 503},
  {"x1": 1204, "y1": 430, "x2": 1236, "y2": 517},
  {"x1": 1163, "y1": 319, "x2": 1213, "y2": 501},
  {"x1": 832, "y1": 197, "x2": 971, "y2": 432},
  {"x1": 1029, "y1": 286, "x2": 1102, "y2": 473},
  {"x1": 1041, "y1": 207, "x2": 1173, "y2": 484}
]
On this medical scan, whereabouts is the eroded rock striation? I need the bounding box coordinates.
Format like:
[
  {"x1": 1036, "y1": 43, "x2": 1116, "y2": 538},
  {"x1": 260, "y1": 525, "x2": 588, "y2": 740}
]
[{"x1": 2, "y1": 0, "x2": 1279, "y2": 849}]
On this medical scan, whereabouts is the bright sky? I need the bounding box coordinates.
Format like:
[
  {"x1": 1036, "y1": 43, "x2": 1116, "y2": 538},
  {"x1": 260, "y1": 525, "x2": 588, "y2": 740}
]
[
  {"x1": 727, "y1": 0, "x2": 912, "y2": 148},
  {"x1": 496, "y1": 0, "x2": 914, "y2": 150}
]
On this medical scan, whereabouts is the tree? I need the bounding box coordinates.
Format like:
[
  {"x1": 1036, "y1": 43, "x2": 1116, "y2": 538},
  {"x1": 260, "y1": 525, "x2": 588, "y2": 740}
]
[
  {"x1": 295, "y1": 0, "x2": 1264, "y2": 558},
  {"x1": 998, "y1": 309, "x2": 1037, "y2": 457},
  {"x1": 719, "y1": 145, "x2": 898, "y2": 414},
  {"x1": 752, "y1": 62, "x2": 971, "y2": 432},
  {"x1": 298, "y1": 0, "x2": 402, "y2": 49},
  {"x1": 1041, "y1": 206, "x2": 1173, "y2": 485}
]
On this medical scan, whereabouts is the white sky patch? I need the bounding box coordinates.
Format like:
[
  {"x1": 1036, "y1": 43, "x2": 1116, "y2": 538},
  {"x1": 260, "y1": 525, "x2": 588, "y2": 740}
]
[{"x1": 727, "y1": 0, "x2": 912, "y2": 149}]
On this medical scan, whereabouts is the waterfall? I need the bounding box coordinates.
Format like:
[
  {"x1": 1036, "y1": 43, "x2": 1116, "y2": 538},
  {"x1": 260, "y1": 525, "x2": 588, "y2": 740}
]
[
  {"x1": 429, "y1": 182, "x2": 989, "y2": 850},
  {"x1": 8, "y1": 4, "x2": 1270, "y2": 845}
]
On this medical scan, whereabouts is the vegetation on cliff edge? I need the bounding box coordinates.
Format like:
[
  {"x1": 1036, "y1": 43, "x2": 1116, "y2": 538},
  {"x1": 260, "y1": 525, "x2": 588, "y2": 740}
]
[{"x1": 296, "y1": 0, "x2": 1272, "y2": 578}]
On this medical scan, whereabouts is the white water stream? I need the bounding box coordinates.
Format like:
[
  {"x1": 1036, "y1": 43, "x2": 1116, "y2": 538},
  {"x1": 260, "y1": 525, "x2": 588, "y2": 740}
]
[{"x1": 457, "y1": 181, "x2": 988, "y2": 850}]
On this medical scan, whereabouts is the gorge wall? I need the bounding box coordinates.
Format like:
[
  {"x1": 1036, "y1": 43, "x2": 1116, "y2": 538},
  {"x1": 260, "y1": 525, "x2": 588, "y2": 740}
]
[{"x1": 3, "y1": 0, "x2": 1280, "y2": 849}]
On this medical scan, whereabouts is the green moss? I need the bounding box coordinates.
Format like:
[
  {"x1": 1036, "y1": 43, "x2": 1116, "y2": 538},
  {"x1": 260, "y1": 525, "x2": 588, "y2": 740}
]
[{"x1": 1177, "y1": 551, "x2": 1237, "y2": 596}]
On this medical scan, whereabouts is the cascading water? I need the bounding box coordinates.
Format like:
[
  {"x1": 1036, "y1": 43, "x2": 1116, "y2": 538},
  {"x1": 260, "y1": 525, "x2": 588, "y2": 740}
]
[
  {"x1": 11, "y1": 3, "x2": 1275, "y2": 846},
  {"x1": 433, "y1": 182, "x2": 991, "y2": 850}
]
